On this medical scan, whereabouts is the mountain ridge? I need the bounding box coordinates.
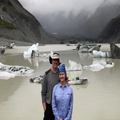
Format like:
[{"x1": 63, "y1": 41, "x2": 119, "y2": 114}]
[
  {"x1": 0, "y1": 0, "x2": 59, "y2": 44},
  {"x1": 98, "y1": 14, "x2": 120, "y2": 43}
]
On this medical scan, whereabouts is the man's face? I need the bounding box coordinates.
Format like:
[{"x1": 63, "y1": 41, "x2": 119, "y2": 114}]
[{"x1": 52, "y1": 59, "x2": 59, "y2": 68}]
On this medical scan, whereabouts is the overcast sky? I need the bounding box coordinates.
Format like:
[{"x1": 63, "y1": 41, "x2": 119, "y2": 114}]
[{"x1": 18, "y1": 0, "x2": 119, "y2": 16}]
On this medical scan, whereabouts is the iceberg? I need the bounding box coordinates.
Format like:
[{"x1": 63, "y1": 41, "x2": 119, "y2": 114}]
[
  {"x1": 66, "y1": 60, "x2": 83, "y2": 71},
  {"x1": 0, "y1": 62, "x2": 34, "y2": 79},
  {"x1": 93, "y1": 50, "x2": 112, "y2": 58},
  {"x1": 83, "y1": 63, "x2": 105, "y2": 71},
  {"x1": 83, "y1": 61, "x2": 114, "y2": 71},
  {"x1": 23, "y1": 43, "x2": 39, "y2": 57}
]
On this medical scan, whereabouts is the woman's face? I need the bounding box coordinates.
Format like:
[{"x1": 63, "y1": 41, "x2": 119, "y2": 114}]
[{"x1": 59, "y1": 72, "x2": 66, "y2": 82}]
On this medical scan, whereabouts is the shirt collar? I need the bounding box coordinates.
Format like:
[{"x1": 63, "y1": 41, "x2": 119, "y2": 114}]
[{"x1": 59, "y1": 82, "x2": 67, "y2": 88}]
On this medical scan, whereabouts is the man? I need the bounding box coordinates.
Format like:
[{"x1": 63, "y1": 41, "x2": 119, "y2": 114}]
[{"x1": 41, "y1": 52, "x2": 61, "y2": 120}]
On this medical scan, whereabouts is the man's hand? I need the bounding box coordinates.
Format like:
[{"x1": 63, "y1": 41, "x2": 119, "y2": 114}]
[
  {"x1": 42, "y1": 102, "x2": 46, "y2": 112},
  {"x1": 67, "y1": 82, "x2": 70, "y2": 86},
  {"x1": 59, "y1": 119, "x2": 62, "y2": 120}
]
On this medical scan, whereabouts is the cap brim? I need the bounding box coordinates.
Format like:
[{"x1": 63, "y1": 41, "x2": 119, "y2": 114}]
[
  {"x1": 51, "y1": 57, "x2": 59, "y2": 59},
  {"x1": 49, "y1": 56, "x2": 62, "y2": 65}
]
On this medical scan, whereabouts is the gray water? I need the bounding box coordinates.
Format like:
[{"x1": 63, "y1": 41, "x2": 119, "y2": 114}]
[{"x1": 0, "y1": 50, "x2": 120, "y2": 120}]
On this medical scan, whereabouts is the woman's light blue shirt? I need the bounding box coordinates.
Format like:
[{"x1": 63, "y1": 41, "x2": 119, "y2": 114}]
[{"x1": 52, "y1": 82, "x2": 73, "y2": 120}]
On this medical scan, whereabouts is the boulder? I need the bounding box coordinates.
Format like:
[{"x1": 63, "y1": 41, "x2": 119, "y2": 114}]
[
  {"x1": 110, "y1": 43, "x2": 120, "y2": 59},
  {"x1": 0, "y1": 48, "x2": 5, "y2": 54}
]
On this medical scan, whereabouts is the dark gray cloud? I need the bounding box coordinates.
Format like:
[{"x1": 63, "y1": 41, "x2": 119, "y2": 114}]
[{"x1": 19, "y1": 0, "x2": 119, "y2": 16}]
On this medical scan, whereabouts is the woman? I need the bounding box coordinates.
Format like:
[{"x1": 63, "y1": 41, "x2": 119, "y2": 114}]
[{"x1": 52, "y1": 64, "x2": 73, "y2": 120}]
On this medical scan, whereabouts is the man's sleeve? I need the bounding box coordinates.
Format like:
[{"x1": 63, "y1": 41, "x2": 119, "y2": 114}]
[{"x1": 41, "y1": 73, "x2": 47, "y2": 103}]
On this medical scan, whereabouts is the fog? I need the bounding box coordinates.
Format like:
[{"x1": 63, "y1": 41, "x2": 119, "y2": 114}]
[
  {"x1": 18, "y1": 0, "x2": 119, "y2": 16},
  {"x1": 18, "y1": 0, "x2": 120, "y2": 37}
]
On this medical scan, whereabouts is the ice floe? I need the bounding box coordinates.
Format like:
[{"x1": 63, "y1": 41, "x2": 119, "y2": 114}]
[
  {"x1": 0, "y1": 72, "x2": 15, "y2": 79},
  {"x1": 83, "y1": 61, "x2": 114, "y2": 71},
  {"x1": 93, "y1": 50, "x2": 112, "y2": 58},
  {"x1": 68, "y1": 77, "x2": 88, "y2": 85},
  {"x1": 66, "y1": 60, "x2": 83, "y2": 71},
  {"x1": 78, "y1": 44, "x2": 101, "y2": 53},
  {"x1": 30, "y1": 75, "x2": 43, "y2": 83},
  {"x1": 0, "y1": 62, "x2": 34, "y2": 79}
]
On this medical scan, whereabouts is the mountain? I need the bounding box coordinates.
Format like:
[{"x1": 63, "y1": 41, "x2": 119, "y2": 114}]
[
  {"x1": 37, "y1": 0, "x2": 120, "y2": 39},
  {"x1": 80, "y1": 0, "x2": 120, "y2": 38},
  {"x1": 0, "y1": 0, "x2": 59, "y2": 44},
  {"x1": 97, "y1": 14, "x2": 120, "y2": 43},
  {"x1": 37, "y1": 10, "x2": 89, "y2": 36}
]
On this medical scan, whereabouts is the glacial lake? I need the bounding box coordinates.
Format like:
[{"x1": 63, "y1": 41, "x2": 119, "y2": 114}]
[{"x1": 0, "y1": 46, "x2": 120, "y2": 120}]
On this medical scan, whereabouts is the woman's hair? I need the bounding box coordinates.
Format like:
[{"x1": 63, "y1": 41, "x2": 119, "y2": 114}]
[{"x1": 58, "y1": 74, "x2": 68, "y2": 82}]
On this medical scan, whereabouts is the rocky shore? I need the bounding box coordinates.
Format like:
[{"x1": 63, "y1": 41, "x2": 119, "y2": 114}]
[{"x1": 0, "y1": 38, "x2": 37, "y2": 46}]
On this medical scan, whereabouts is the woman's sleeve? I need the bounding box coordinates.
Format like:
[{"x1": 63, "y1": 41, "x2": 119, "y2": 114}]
[
  {"x1": 64, "y1": 88, "x2": 73, "y2": 120},
  {"x1": 52, "y1": 86, "x2": 60, "y2": 120}
]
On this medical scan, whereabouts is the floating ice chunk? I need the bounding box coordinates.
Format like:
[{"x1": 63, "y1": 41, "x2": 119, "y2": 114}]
[
  {"x1": 23, "y1": 43, "x2": 39, "y2": 57},
  {"x1": 100, "y1": 62, "x2": 114, "y2": 68},
  {"x1": 78, "y1": 45, "x2": 101, "y2": 53},
  {"x1": 66, "y1": 60, "x2": 83, "y2": 71},
  {"x1": 30, "y1": 75, "x2": 43, "y2": 83},
  {"x1": 93, "y1": 50, "x2": 101, "y2": 58},
  {"x1": 83, "y1": 61, "x2": 114, "y2": 71},
  {"x1": 0, "y1": 62, "x2": 34, "y2": 77},
  {"x1": 92, "y1": 50, "x2": 106, "y2": 58},
  {"x1": 100, "y1": 52, "x2": 106, "y2": 58},
  {"x1": 68, "y1": 77, "x2": 88, "y2": 85},
  {"x1": 83, "y1": 63, "x2": 105, "y2": 71},
  {"x1": 24, "y1": 51, "x2": 31, "y2": 57},
  {"x1": 0, "y1": 62, "x2": 4, "y2": 67},
  {"x1": 93, "y1": 50, "x2": 111, "y2": 58},
  {"x1": 0, "y1": 72, "x2": 15, "y2": 79}
]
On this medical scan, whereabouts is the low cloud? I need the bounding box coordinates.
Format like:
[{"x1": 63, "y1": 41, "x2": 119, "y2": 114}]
[{"x1": 19, "y1": 0, "x2": 120, "y2": 17}]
